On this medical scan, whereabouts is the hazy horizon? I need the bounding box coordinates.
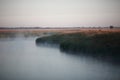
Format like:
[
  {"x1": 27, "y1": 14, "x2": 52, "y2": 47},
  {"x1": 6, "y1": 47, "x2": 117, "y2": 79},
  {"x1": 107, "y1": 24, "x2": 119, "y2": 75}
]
[{"x1": 0, "y1": 0, "x2": 120, "y2": 27}]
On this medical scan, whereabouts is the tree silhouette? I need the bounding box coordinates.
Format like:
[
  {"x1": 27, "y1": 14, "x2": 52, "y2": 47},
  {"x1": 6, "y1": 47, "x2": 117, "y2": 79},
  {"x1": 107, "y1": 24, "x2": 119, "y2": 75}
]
[{"x1": 110, "y1": 25, "x2": 114, "y2": 29}]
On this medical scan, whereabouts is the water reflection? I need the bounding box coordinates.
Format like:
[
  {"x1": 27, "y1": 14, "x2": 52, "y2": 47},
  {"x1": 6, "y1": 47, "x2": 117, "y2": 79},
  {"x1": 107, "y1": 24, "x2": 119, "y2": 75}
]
[
  {"x1": 0, "y1": 37, "x2": 120, "y2": 80},
  {"x1": 36, "y1": 42, "x2": 120, "y2": 66}
]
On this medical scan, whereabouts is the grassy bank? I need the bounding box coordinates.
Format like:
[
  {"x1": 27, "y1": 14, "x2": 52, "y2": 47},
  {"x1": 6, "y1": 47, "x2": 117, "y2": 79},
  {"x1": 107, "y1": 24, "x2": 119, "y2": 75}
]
[
  {"x1": 0, "y1": 31, "x2": 46, "y2": 38},
  {"x1": 36, "y1": 32, "x2": 120, "y2": 55}
]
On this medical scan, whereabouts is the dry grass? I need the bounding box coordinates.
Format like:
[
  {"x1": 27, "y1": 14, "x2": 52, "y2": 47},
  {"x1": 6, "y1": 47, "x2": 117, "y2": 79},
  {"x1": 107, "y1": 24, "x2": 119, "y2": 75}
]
[
  {"x1": 0, "y1": 28, "x2": 120, "y2": 34},
  {"x1": 0, "y1": 28, "x2": 120, "y2": 38}
]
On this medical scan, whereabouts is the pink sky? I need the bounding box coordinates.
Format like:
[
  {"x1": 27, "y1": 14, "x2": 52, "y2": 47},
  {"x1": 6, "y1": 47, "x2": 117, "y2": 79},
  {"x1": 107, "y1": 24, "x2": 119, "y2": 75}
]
[{"x1": 0, "y1": 0, "x2": 120, "y2": 27}]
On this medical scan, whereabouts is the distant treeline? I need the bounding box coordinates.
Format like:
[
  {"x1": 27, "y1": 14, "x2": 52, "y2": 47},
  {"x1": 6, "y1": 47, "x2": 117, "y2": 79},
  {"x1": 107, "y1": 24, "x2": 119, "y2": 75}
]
[
  {"x1": 0, "y1": 26, "x2": 120, "y2": 29},
  {"x1": 0, "y1": 27, "x2": 43, "y2": 29}
]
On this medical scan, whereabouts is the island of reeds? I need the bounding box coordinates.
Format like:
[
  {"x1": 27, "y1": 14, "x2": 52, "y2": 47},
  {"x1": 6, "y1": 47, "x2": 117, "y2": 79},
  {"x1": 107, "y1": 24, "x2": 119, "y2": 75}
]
[{"x1": 36, "y1": 29, "x2": 120, "y2": 58}]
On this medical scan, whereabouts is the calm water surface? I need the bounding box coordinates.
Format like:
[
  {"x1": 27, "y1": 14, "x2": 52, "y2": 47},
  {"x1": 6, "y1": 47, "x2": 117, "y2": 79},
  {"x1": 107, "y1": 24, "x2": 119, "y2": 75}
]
[{"x1": 0, "y1": 37, "x2": 120, "y2": 80}]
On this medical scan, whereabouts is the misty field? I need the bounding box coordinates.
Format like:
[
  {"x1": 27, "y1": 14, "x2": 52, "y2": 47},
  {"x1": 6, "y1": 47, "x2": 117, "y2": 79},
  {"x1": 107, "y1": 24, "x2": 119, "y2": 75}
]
[
  {"x1": 0, "y1": 28, "x2": 120, "y2": 54},
  {"x1": 0, "y1": 28, "x2": 120, "y2": 38}
]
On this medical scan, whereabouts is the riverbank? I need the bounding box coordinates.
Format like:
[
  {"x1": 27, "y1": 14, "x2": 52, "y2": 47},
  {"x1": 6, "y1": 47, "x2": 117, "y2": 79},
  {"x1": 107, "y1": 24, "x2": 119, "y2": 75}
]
[{"x1": 36, "y1": 30, "x2": 120, "y2": 55}]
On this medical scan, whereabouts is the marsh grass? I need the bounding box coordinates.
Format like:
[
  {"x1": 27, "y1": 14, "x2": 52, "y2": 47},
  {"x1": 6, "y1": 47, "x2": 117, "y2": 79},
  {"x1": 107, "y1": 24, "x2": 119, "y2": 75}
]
[
  {"x1": 36, "y1": 32, "x2": 120, "y2": 55},
  {"x1": 0, "y1": 31, "x2": 44, "y2": 38}
]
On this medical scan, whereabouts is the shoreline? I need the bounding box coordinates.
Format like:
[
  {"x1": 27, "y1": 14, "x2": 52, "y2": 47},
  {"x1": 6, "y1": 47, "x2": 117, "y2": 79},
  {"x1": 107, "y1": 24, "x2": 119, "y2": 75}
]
[
  {"x1": 36, "y1": 30, "x2": 120, "y2": 53},
  {"x1": 0, "y1": 28, "x2": 120, "y2": 33}
]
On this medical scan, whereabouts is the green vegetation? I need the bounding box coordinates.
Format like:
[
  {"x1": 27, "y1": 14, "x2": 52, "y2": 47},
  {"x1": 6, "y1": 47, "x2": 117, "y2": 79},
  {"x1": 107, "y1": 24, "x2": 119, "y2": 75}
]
[
  {"x1": 0, "y1": 31, "x2": 43, "y2": 38},
  {"x1": 0, "y1": 32, "x2": 16, "y2": 38},
  {"x1": 36, "y1": 32, "x2": 120, "y2": 54}
]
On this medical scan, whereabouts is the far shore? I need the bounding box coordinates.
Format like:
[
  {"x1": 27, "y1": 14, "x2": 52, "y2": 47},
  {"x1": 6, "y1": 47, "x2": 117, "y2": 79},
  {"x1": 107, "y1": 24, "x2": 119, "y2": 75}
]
[
  {"x1": 0, "y1": 27, "x2": 120, "y2": 38},
  {"x1": 0, "y1": 27, "x2": 120, "y2": 34}
]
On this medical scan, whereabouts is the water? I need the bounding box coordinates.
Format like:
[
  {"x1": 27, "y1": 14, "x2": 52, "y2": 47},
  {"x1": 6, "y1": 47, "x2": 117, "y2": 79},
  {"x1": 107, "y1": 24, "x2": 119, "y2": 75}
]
[{"x1": 0, "y1": 37, "x2": 120, "y2": 80}]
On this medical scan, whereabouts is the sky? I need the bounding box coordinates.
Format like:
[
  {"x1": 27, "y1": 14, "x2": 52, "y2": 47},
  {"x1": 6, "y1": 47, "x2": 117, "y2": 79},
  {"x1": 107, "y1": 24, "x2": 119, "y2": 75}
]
[{"x1": 0, "y1": 0, "x2": 120, "y2": 27}]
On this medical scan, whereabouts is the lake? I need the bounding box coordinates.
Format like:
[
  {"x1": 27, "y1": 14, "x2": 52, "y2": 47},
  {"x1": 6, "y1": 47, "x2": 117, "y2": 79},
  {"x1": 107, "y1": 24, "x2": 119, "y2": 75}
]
[{"x1": 0, "y1": 37, "x2": 120, "y2": 80}]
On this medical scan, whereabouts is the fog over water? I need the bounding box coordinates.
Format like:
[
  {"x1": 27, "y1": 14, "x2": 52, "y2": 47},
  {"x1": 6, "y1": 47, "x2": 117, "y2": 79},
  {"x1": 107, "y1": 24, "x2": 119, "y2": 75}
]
[{"x1": 0, "y1": 36, "x2": 120, "y2": 80}]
